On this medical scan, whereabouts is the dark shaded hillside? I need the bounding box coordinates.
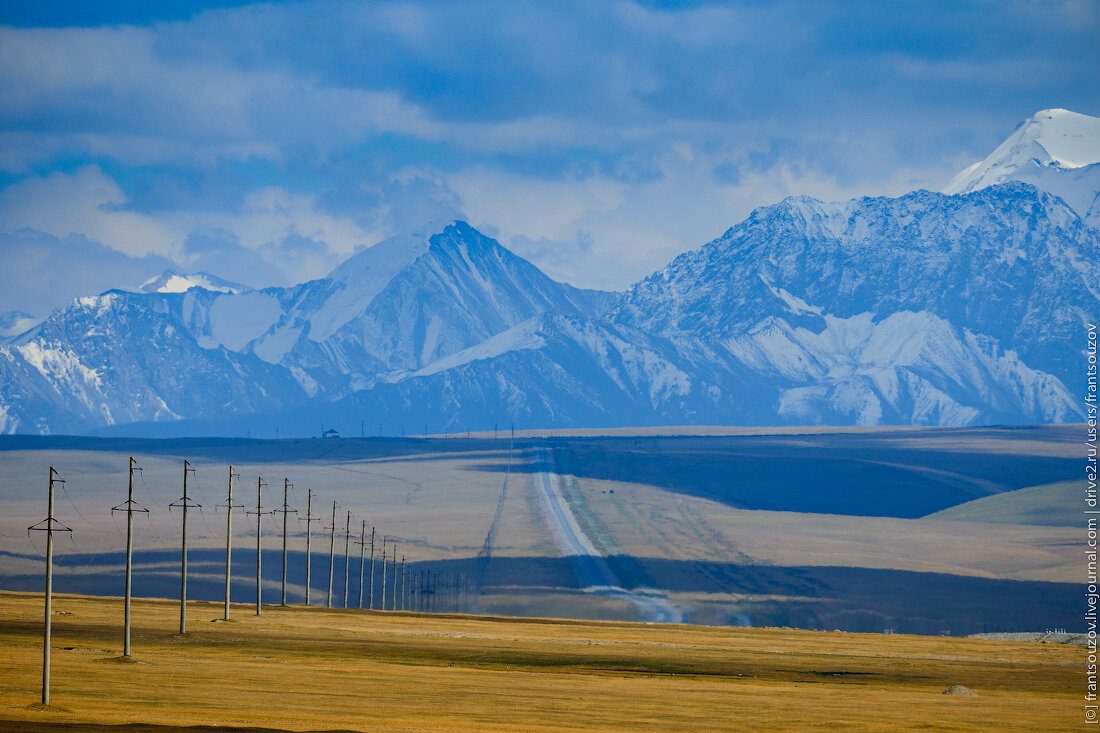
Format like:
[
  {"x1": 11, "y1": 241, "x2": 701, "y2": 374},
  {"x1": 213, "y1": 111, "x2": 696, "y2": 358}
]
[
  {"x1": 492, "y1": 428, "x2": 1079, "y2": 517},
  {"x1": 0, "y1": 549, "x2": 1078, "y2": 636}
]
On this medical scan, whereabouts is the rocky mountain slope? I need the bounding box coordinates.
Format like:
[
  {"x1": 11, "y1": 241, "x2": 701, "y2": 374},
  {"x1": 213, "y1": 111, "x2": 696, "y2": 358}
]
[{"x1": 2, "y1": 110, "x2": 1098, "y2": 435}]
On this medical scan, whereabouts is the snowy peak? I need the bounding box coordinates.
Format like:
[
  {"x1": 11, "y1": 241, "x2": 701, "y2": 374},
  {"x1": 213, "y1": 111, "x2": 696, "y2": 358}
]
[
  {"x1": 945, "y1": 108, "x2": 1100, "y2": 194},
  {"x1": 327, "y1": 219, "x2": 452, "y2": 286},
  {"x1": 140, "y1": 270, "x2": 248, "y2": 294},
  {"x1": 299, "y1": 224, "x2": 445, "y2": 342}
]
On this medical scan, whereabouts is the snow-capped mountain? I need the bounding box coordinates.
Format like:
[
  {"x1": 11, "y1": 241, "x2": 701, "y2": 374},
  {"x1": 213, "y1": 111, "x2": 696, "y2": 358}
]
[
  {"x1": 945, "y1": 108, "x2": 1100, "y2": 227},
  {"x1": 0, "y1": 181, "x2": 1096, "y2": 435},
  {"x1": 0, "y1": 291, "x2": 307, "y2": 434},
  {"x1": 140, "y1": 270, "x2": 249, "y2": 294},
  {"x1": 247, "y1": 220, "x2": 612, "y2": 395},
  {"x1": 614, "y1": 183, "x2": 1094, "y2": 425},
  {"x1": 0, "y1": 222, "x2": 612, "y2": 433}
]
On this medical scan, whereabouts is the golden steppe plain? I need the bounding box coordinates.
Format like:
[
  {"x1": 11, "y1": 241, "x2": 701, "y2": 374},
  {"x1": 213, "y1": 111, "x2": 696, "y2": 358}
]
[{"x1": 0, "y1": 591, "x2": 1082, "y2": 732}]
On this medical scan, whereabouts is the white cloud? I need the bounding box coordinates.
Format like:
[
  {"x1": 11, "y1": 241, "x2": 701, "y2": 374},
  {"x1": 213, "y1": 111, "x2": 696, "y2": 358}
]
[
  {"x1": 0, "y1": 0, "x2": 1092, "y2": 297},
  {"x1": 446, "y1": 166, "x2": 624, "y2": 241},
  {"x1": 0, "y1": 24, "x2": 446, "y2": 171},
  {"x1": 0, "y1": 166, "x2": 384, "y2": 286},
  {"x1": 434, "y1": 142, "x2": 959, "y2": 290},
  {"x1": 0, "y1": 166, "x2": 177, "y2": 257}
]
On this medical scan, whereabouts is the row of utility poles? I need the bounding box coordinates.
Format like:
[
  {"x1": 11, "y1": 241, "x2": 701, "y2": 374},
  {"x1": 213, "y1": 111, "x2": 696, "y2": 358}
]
[{"x1": 29, "y1": 459, "x2": 475, "y2": 706}]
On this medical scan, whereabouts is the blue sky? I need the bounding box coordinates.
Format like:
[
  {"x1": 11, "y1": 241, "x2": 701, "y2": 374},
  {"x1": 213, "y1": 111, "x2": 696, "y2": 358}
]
[{"x1": 1, "y1": 0, "x2": 1097, "y2": 315}]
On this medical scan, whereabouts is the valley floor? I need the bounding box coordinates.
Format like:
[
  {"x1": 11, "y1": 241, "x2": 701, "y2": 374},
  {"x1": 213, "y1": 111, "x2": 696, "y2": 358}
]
[{"x1": 0, "y1": 591, "x2": 1083, "y2": 732}]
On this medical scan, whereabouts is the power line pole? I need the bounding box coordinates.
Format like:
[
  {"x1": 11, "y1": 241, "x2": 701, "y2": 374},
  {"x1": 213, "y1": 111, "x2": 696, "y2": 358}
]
[
  {"x1": 29, "y1": 467, "x2": 71, "y2": 706},
  {"x1": 342, "y1": 510, "x2": 352, "y2": 608},
  {"x1": 368, "y1": 526, "x2": 376, "y2": 610},
  {"x1": 391, "y1": 544, "x2": 398, "y2": 611},
  {"x1": 356, "y1": 520, "x2": 367, "y2": 609},
  {"x1": 399, "y1": 555, "x2": 406, "y2": 611},
  {"x1": 110, "y1": 457, "x2": 147, "y2": 658},
  {"x1": 169, "y1": 460, "x2": 199, "y2": 635},
  {"x1": 301, "y1": 488, "x2": 320, "y2": 605},
  {"x1": 380, "y1": 535, "x2": 387, "y2": 611},
  {"x1": 220, "y1": 466, "x2": 241, "y2": 620},
  {"x1": 326, "y1": 500, "x2": 337, "y2": 608},
  {"x1": 275, "y1": 479, "x2": 297, "y2": 606},
  {"x1": 247, "y1": 477, "x2": 271, "y2": 616}
]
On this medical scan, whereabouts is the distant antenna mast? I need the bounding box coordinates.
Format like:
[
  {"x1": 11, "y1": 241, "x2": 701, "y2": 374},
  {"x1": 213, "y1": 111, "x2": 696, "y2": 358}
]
[
  {"x1": 275, "y1": 479, "x2": 297, "y2": 606},
  {"x1": 220, "y1": 466, "x2": 241, "y2": 619},
  {"x1": 246, "y1": 477, "x2": 271, "y2": 616},
  {"x1": 169, "y1": 460, "x2": 199, "y2": 634},
  {"x1": 29, "y1": 467, "x2": 72, "y2": 706},
  {"x1": 110, "y1": 457, "x2": 147, "y2": 657}
]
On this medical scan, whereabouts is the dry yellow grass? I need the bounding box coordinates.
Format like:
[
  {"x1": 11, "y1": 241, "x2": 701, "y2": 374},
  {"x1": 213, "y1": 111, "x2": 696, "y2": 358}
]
[
  {"x1": 0, "y1": 447, "x2": 531, "y2": 562},
  {"x1": 0, "y1": 590, "x2": 1082, "y2": 732}
]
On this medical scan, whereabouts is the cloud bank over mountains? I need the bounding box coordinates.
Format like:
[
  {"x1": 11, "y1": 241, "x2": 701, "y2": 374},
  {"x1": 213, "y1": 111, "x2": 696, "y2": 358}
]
[{"x1": 1, "y1": 0, "x2": 1097, "y2": 315}]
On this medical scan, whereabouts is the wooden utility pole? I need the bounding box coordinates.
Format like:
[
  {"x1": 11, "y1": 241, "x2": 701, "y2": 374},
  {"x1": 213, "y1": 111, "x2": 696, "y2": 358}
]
[
  {"x1": 326, "y1": 501, "x2": 337, "y2": 608},
  {"x1": 111, "y1": 457, "x2": 147, "y2": 657},
  {"x1": 380, "y1": 535, "x2": 387, "y2": 611},
  {"x1": 247, "y1": 477, "x2": 271, "y2": 616},
  {"x1": 275, "y1": 479, "x2": 297, "y2": 606},
  {"x1": 301, "y1": 489, "x2": 319, "y2": 605},
  {"x1": 342, "y1": 510, "x2": 352, "y2": 608},
  {"x1": 29, "y1": 468, "x2": 71, "y2": 706},
  {"x1": 221, "y1": 466, "x2": 241, "y2": 620},
  {"x1": 169, "y1": 460, "x2": 199, "y2": 634}
]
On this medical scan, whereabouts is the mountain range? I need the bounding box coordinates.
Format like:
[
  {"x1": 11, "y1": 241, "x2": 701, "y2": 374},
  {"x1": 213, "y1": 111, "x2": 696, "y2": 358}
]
[{"x1": 1, "y1": 109, "x2": 1097, "y2": 436}]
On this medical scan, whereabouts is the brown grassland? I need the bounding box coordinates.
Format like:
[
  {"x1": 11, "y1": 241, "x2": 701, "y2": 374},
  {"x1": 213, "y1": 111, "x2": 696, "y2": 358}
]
[{"x1": 0, "y1": 590, "x2": 1082, "y2": 732}]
